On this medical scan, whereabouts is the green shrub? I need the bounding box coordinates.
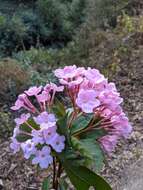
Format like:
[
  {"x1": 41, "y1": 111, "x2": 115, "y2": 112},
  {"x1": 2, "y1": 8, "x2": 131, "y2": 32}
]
[
  {"x1": 87, "y1": 0, "x2": 129, "y2": 28},
  {"x1": 20, "y1": 10, "x2": 41, "y2": 49},
  {"x1": 14, "y1": 48, "x2": 58, "y2": 84},
  {"x1": 68, "y1": 0, "x2": 86, "y2": 27},
  {"x1": 36, "y1": 0, "x2": 86, "y2": 45},
  {"x1": 0, "y1": 58, "x2": 30, "y2": 103},
  {"x1": 0, "y1": 110, "x2": 14, "y2": 139},
  {"x1": 0, "y1": 0, "x2": 87, "y2": 56},
  {"x1": 0, "y1": 15, "x2": 27, "y2": 56},
  {"x1": 14, "y1": 44, "x2": 86, "y2": 73},
  {"x1": 15, "y1": 48, "x2": 59, "y2": 72}
]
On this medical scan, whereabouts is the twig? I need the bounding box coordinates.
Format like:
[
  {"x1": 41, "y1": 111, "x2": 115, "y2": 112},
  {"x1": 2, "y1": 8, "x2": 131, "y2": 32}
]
[
  {"x1": 52, "y1": 157, "x2": 56, "y2": 189},
  {"x1": 55, "y1": 162, "x2": 62, "y2": 190}
]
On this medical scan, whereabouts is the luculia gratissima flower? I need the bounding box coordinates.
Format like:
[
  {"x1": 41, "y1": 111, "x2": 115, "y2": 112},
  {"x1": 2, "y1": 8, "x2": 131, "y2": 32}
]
[{"x1": 10, "y1": 65, "x2": 132, "y2": 190}]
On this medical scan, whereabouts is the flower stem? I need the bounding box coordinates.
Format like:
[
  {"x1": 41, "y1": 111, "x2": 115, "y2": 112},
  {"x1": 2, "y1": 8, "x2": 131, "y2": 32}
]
[
  {"x1": 52, "y1": 157, "x2": 56, "y2": 189},
  {"x1": 55, "y1": 162, "x2": 62, "y2": 190}
]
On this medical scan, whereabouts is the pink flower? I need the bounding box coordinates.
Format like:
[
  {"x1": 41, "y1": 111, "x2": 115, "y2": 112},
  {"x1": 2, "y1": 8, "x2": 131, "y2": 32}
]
[
  {"x1": 50, "y1": 134, "x2": 65, "y2": 153},
  {"x1": 106, "y1": 82, "x2": 117, "y2": 92},
  {"x1": 21, "y1": 139, "x2": 36, "y2": 159},
  {"x1": 55, "y1": 66, "x2": 86, "y2": 88},
  {"x1": 25, "y1": 86, "x2": 42, "y2": 96},
  {"x1": 32, "y1": 146, "x2": 52, "y2": 169},
  {"x1": 99, "y1": 90, "x2": 123, "y2": 110},
  {"x1": 36, "y1": 91, "x2": 50, "y2": 103},
  {"x1": 99, "y1": 135, "x2": 118, "y2": 153},
  {"x1": 44, "y1": 83, "x2": 64, "y2": 92},
  {"x1": 10, "y1": 66, "x2": 132, "y2": 163},
  {"x1": 98, "y1": 108, "x2": 113, "y2": 121},
  {"x1": 10, "y1": 137, "x2": 21, "y2": 153},
  {"x1": 11, "y1": 93, "x2": 36, "y2": 112},
  {"x1": 60, "y1": 76, "x2": 83, "y2": 87},
  {"x1": 11, "y1": 99, "x2": 24, "y2": 110},
  {"x1": 111, "y1": 114, "x2": 132, "y2": 137},
  {"x1": 12, "y1": 127, "x2": 20, "y2": 138},
  {"x1": 34, "y1": 112, "x2": 56, "y2": 125},
  {"x1": 84, "y1": 68, "x2": 105, "y2": 84},
  {"x1": 31, "y1": 113, "x2": 57, "y2": 145},
  {"x1": 54, "y1": 65, "x2": 77, "y2": 79},
  {"x1": 76, "y1": 67, "x2": 86, "y2": 75},
  {"x1": 76, "y1": 89, "x2": 100, "y2": 113},
  {"x1": 44, "y1": 83, "x2": 64, "y2": 105},
  {"x1": 41, "y1": 124, "x2": 57, "y2": 144},
  {"x1": 14, "y1": 113, "x2": 31, "y2": 126},
  {"x1": 31, "y1": 130, "x2": 44, "y2": 144},
  {"x1": 80, "y1": 79, "x2": 107, "y2": 97}
]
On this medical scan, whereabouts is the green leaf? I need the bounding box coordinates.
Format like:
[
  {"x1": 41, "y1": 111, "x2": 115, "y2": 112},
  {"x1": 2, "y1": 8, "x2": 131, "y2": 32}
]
[
  {"x1": 80, "y1": 128, "x2": 106, "y2": 140},
  {"x1": 63, "y1": 164, "x2": 88, "y2": 190},
  {"x1": 59, "y1": 179, "x2": 69, "y2": 190},
  {"x1": 52, "y1": 98, "x2": 66, "y2": 118},
  {"x1": 16, "y1": 133, "x2": 32, "y2": 142},
  {"x1": 42, "y1": 177, "x2": 50, "y2": 190},
  {"x1": 57, "y1": 148, "x2": 112, "y2": 190},
  {"x1": 63, "y1": 160, "x2": 112, "y2": 190},
  {"x1": 19, "y1": 118, "x2": 40, "y2": 133},
  {"x1": 71, "y1": 137, "x2": 104, "y2": 172},
  {"x1": 58, "y1": 148, "x2": 85, "y2": 166},
  {"x1": 19, "y1": 123, "x2": 32, "y2": 133},
  {"x1": 70, "y1": 114, "x2": 93, "y2": 135},
  {"x1": 57, "y1": 113, "x2": 71, "y2": 145},
  {"x1": 28, "y1": 118, "x2": 40, "y2": 130},
  {"x1": 57, "y1": 113, "x2": 68, "y2": 135}
]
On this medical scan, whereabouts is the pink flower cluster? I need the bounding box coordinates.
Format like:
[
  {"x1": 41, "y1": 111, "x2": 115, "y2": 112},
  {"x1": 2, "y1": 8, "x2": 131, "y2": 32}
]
[
  {"x1": 10, "y1": 84, "x2": 65, "y2": 169},
  {"x1": 10, "y1": 65, "x2": 132, "y2": 168},
  {"x1": 54, "y1": 65, "x2": 132, "y2": 153}
]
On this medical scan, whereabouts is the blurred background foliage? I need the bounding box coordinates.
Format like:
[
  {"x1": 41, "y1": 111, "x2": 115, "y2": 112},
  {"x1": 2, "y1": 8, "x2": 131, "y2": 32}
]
[{"x1": 0, "y1": 0, "x2": 143, "y2": 138}]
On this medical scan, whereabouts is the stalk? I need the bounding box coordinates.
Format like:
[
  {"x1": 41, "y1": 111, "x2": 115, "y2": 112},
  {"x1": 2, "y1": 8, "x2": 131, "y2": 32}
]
[
  {"x1": 55, "y1": 162, "x2": 62, "y2": 190},
  {"x1": 52, "y1": 157, "x2": 56, "y2": 189}
]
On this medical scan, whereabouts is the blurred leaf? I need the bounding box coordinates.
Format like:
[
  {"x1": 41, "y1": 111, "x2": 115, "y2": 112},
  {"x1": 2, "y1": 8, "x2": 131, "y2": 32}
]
[
  {"x1": 72, "y1": 137, "x2": 104, "y2": 172},
  {"x1": 55, "y1": 144, "x2": 85, "y2": 169},
  {"x1": 28, "y1": 118, "x2": 40, "y2": 130},
  {"x1": 19, "y1": 123, "x2": 32, "y2": 133},
  {"x1": 79, "y1": 128, "x2": 106, "y2": 140},
  {"x1": 42, "y1": 177, "x2": 50, "y2": 190},
  {"x1": 59, "y1": 179, "x2": 69, "y2": 190},
  {"x1": 16, "y1": 133, "x2": 32, "y2": 142},
  {"x1": 70, "y1": 114, "x2": 93, "y2": 135},
  {"x1": 57, "y1": 145, "x2": 111, "y2": 190},
  {"x1": 57, "y1": 113, "x2": 71, "y2": 145},
  {"x1": 60, "y1": 155, "x2": 112, "y2": 190},
  {"x1": 53, "y1": 98, "x2": 66, "y2": 118},
  {"x1": 0, "y1": 15, "x2": 6, "y2": 26}
]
